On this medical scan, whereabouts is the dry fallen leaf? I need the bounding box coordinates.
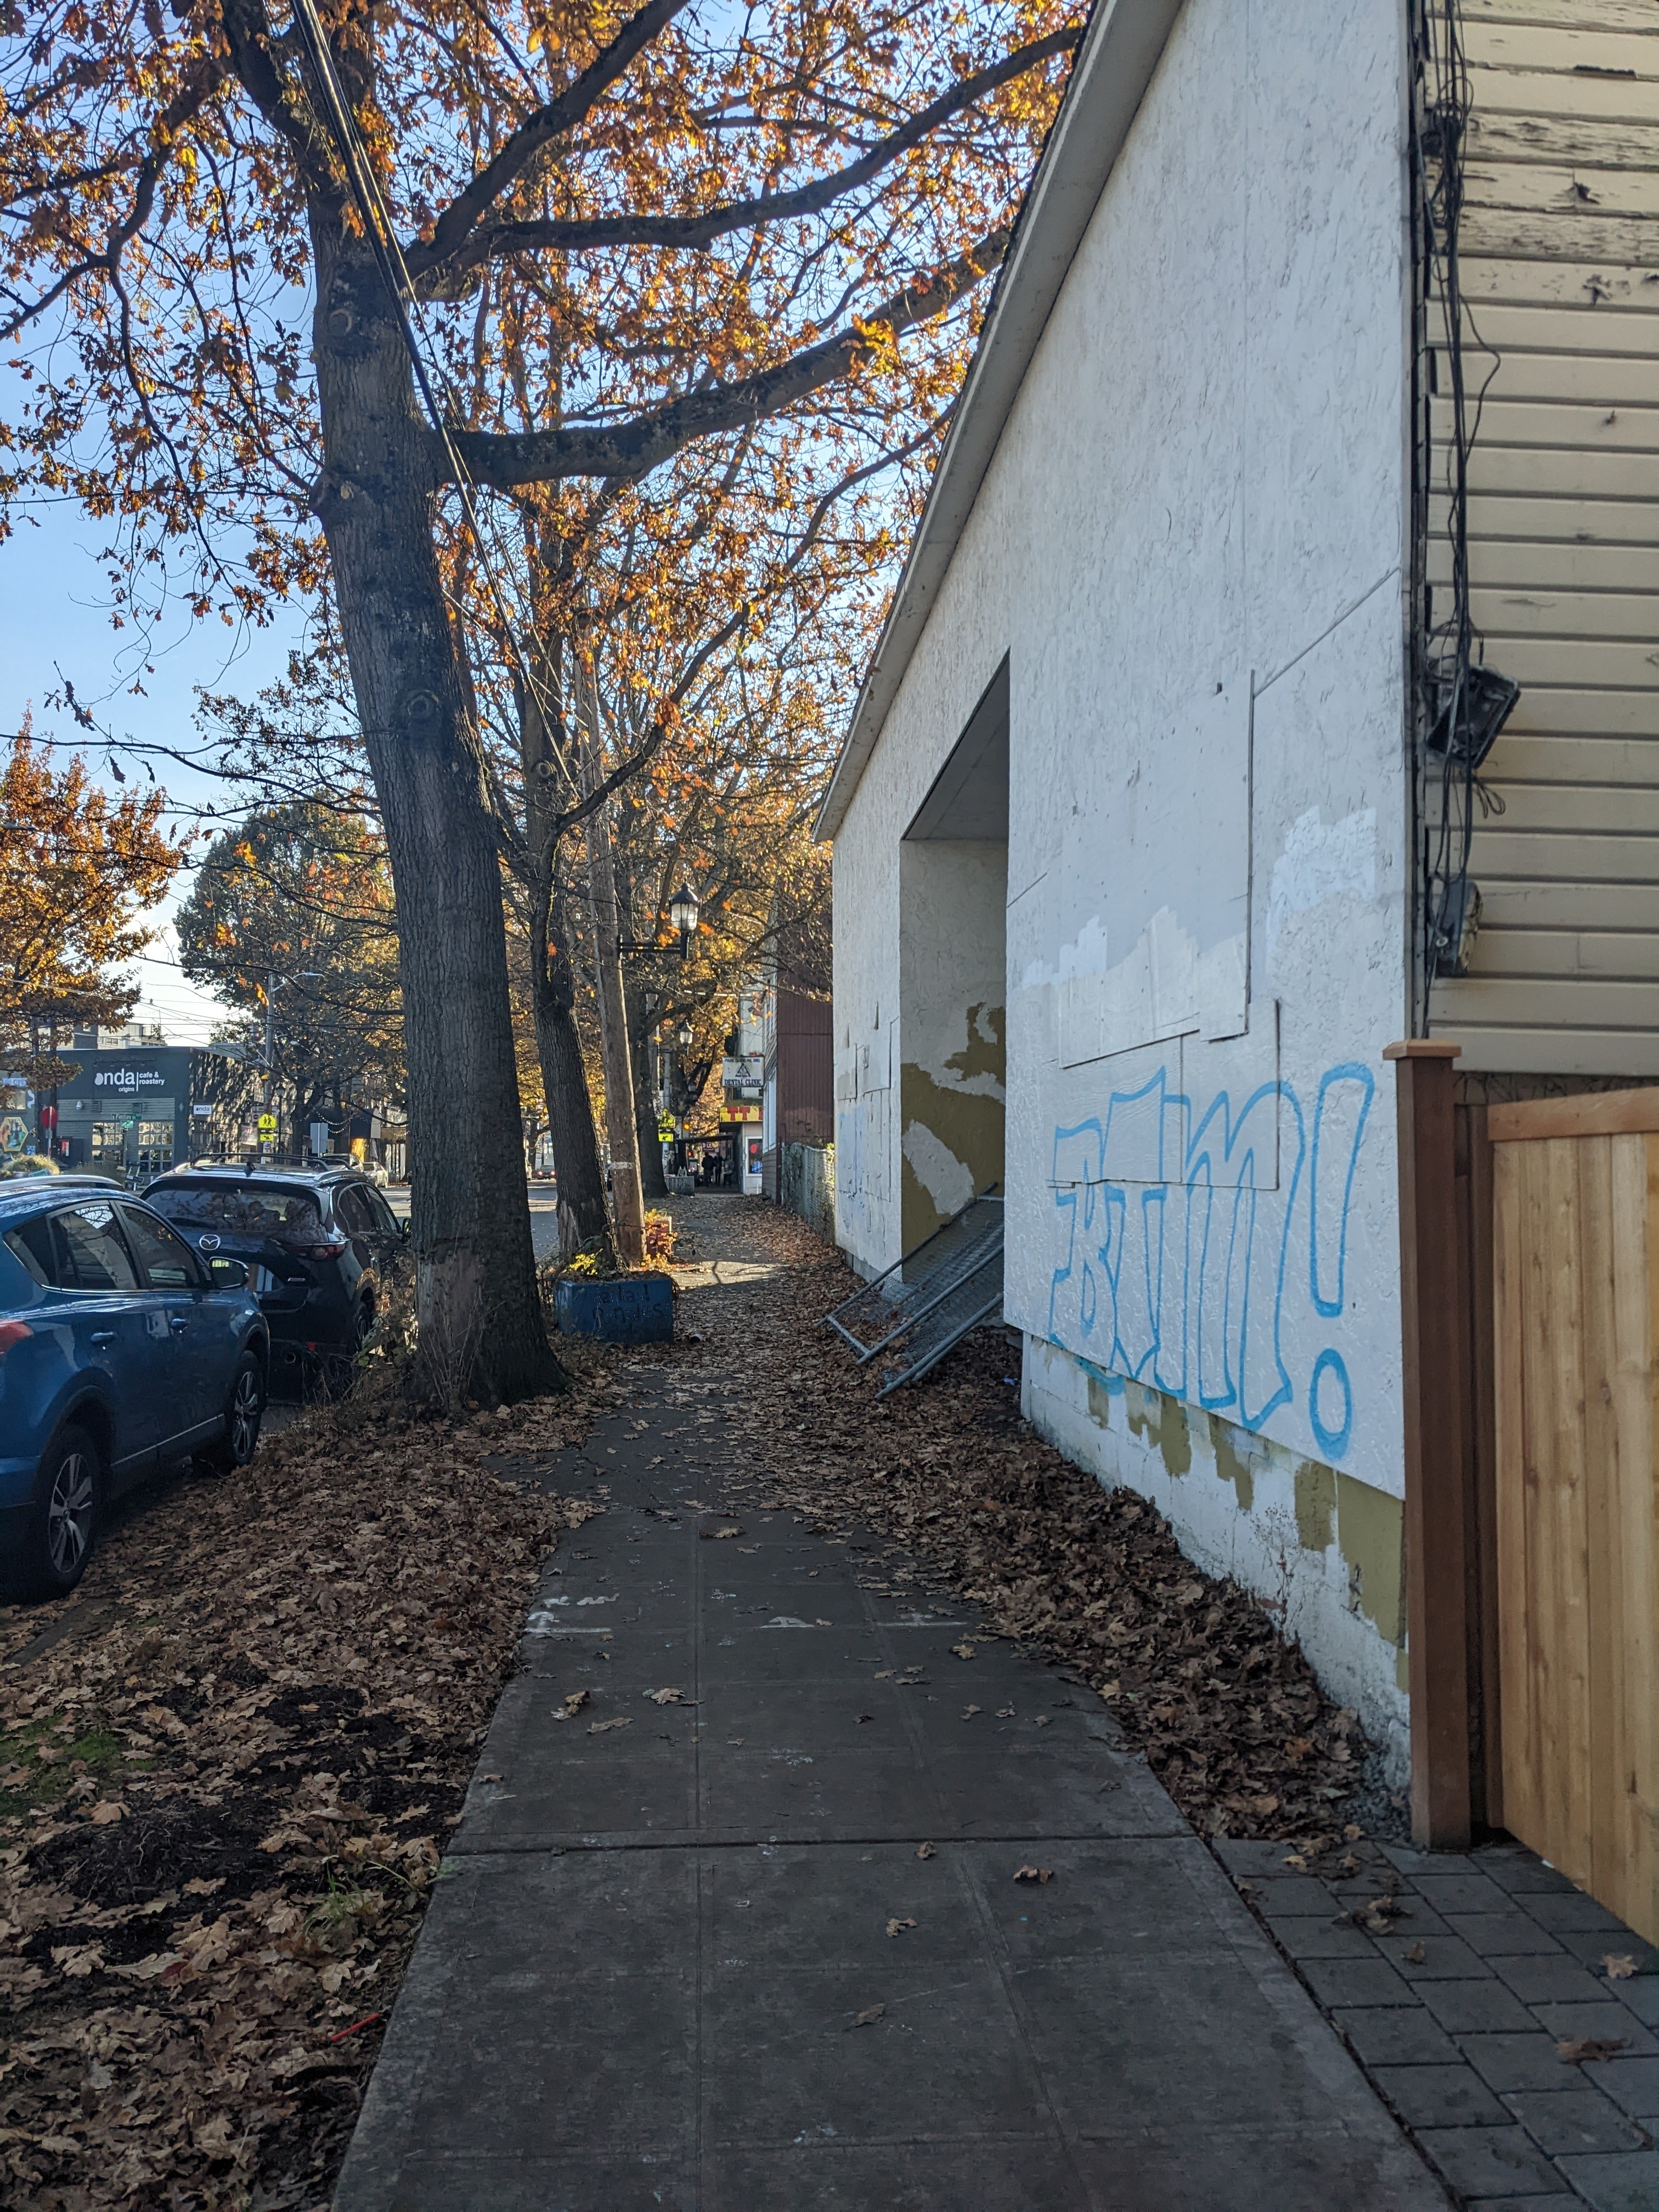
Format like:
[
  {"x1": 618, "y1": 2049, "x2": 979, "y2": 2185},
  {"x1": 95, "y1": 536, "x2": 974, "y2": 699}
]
[
  {"x1": 961, "y1": 1705, "x2": 981, "y2": 1719},
  {"x1": 916, "y1": 1842, "x2": 936, "y2": 1860},
  {"x1": 1403, "y1": 1943, "x2": 1427, "y2": 1964},
  {"x1": 87, "y1": 1801, "x2": 126, "y2": 1825},
  {"x1": 1559, "y1": 2036, "x2": 1629, "y2": 2066},
  {"x1": 951, "y1": 1643, "x2": 975, "y2": 1660},
  {"x1": 588, "y1": 1717, "x2": 632, "y2": 1735},
  {"x1": 644, "y1": 1688, "x2": 692, "y2": 1706},
  {"x1": 996, "y1": 1705, "x2": 1015, "y2": 1718},
  {"x1": 699, "y1": 1526, "x2": 743, "y2": 1541},
  {"x1": 885, "y1": 1916, "x2": 917, "y2": 1938},
  {"x1": 554, "y1": 1690, "x2": 591, "y2": 1720},
  {"x1": 1013, "y1": 1865, "x2": 1054, "y2": 1885},
  {"x1": 1604, "y1": 1954, "x2": 1638, "y2": 1981},
  {"x1": 852, "y1": 2004, "x2": 887, "y2": 2027}
]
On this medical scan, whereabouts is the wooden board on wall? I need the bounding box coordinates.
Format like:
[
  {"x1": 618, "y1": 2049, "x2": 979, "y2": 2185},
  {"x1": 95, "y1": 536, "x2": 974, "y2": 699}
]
[{"x1": 1493, "y1": 1126, "x2": 1659, "y2": 1942}]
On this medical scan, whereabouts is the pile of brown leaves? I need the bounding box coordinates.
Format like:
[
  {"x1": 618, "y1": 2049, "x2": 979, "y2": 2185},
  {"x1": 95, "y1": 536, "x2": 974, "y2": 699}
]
[
  {"x1": 0, "y1": 1363, "x2": 609, "y2": 2211},
  {"x1": 691, "y1": 1201, "x2": 1372, "y2": 1850}
]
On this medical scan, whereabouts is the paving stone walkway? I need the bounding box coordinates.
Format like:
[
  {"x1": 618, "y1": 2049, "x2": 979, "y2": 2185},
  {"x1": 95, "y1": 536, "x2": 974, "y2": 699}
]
[
  {"x1": 334, "y1": 1206, "x2": 1449, "y2": 2210},
  {"x1": 1217, "y1": 1836, "x2": 1659, "y2": 2210}
]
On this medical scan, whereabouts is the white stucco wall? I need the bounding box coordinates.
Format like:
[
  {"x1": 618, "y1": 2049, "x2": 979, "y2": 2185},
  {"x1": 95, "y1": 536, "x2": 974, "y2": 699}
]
[{"x1": 832, "y1": 0, "x2": 1413, "y2": 1758}]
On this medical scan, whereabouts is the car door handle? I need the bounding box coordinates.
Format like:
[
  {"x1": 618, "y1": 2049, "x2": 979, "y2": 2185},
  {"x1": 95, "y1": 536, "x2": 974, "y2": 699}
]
[
  {"x1": 91, "y1": 1330, "x2": 116, "y2": 1346},
  {"x1": 170, "y1": 1317, "x2": 189, "y2": 1333}
]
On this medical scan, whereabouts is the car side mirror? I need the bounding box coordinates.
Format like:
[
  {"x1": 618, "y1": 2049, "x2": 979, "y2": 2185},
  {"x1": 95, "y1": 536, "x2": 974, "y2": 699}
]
[{"x1": 209, "y1": 1256, "x2": 250, "y2": 1289}]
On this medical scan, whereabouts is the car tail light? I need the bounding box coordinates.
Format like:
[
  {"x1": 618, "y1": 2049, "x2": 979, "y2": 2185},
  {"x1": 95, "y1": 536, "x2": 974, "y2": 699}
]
[
  {"x1": 0, "y1": 1321, "x2": 33, "y2": 1357},
  {"x1": 297, "y1": 1239, "x2": 347, "y2": 1261}
]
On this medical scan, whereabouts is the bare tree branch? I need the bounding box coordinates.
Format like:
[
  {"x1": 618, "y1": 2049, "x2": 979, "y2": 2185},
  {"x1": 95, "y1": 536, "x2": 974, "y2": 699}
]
[
  {"x1": 449, "y1": 227, "x2": 1005, "y2": 488},
  {"x1": 422, "y1": 27, "x2": 1076, "y2": 285},
  {"x1": 410, "y1": 0, "x2": 692, "y2": 278}
]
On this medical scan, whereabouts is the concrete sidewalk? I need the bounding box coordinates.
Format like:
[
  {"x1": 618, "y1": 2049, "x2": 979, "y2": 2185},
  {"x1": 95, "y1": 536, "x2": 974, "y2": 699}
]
[{"x1": 334, "y1": 1293, "x2": 1447, "y2": 2206}]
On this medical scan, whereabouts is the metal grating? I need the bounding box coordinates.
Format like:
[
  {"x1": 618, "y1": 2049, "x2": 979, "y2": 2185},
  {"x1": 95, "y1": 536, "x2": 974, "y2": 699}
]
[{"x1": 825, "y1": 1189, "x2": 1003, "y2": 1393}]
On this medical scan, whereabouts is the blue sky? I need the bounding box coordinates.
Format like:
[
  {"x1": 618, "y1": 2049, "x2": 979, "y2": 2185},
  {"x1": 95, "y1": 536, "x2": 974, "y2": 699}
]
[{"x1": 0, "y1": 496, "x2": 313, "y2": 1044}]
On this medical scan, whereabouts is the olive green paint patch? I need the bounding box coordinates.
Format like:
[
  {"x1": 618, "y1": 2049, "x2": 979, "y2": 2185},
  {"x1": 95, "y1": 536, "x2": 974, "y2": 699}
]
[
  {"x1": 1126, "y1": 1383, "x2": 1192, "y2": 1478},
  {"x1": 1396, "y1": 1644, "x2": 1412, "y2": 1693},
  {"x1": 944, "y1": 1003, "x2": 1006, "y2": 1088},
  {"x1": 1207, "y1": 1414, "x2": 1256, "y2": 1514},
  {"x1": 898, "y1": 1062, "x2": 1005, "y2": 1246},
  {"x1": 1085, "y1": 1369, "x2": 1116, "y2": 1431},
  {"x1": 1294, "y1": 1460, "x2": 1337, "y2": 1552},
  {"x1": 1336, "y1": 1471, "x2": 1406, "y2": 1648}
]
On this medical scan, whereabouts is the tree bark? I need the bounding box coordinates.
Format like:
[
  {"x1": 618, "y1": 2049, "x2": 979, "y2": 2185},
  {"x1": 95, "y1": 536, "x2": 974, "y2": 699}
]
[
  {"x1": 529, "y1": 870, "x2": 610, "y2": 1256},
  {"x1": 575, "y1": 667, "x2": 645, "y2": 1265},
  {"x1": 309, "y1": 223, "x2": 562, "y2": 1400},
  {"x1": 626, "y1": 981, "x2": 669, "y2": 1202}
]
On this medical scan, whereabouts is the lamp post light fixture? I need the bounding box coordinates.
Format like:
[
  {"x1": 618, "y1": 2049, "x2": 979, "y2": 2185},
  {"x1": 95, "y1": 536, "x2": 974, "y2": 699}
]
[
  {"x1": 677, "y1": 1021, "x2": 693, "y2": 1049},
  {"x1": 668, "y1": 884, "x2": 699, "y2": 958}
]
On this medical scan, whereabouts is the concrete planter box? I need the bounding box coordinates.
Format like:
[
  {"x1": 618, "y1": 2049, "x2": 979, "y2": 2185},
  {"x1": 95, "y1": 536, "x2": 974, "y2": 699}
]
[{"x1": 555, "y1": 1271, "x2": 675, "y2": 1344}]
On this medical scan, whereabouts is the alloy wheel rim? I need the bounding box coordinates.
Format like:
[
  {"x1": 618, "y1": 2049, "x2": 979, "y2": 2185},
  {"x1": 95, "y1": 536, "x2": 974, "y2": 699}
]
[
  {"x1": 48, "y1": 1453, "x2": 94, "y2": 1576},
  {"x1": 230, "y1": 1369, "x2": 262, "y2": 1459}
]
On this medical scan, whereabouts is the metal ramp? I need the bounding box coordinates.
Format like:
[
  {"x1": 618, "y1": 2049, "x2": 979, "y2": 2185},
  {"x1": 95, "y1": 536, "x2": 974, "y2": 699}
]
[{"x1": 825, "y1": 1189, "x2": 1003, "y2": 1395}]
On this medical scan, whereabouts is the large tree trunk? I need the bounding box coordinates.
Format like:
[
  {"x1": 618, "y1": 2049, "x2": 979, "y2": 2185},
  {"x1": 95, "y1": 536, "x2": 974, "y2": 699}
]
[
  {"x1": 627, "y1": 983, "x2": 668, "y2": 1202},
  {"x1": 575, "y1": 670, "x2": 645, "y2": 1265},
  {"x1": 309, "y1": 226, "x2": 562, "y2": 1401},
  {"x1": 530, "y1": 872, "x2": 610, "y2": 1256}
]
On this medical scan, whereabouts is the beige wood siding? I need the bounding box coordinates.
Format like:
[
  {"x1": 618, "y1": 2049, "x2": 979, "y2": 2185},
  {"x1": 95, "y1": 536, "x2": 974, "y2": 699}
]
[{"x1": 1430, "y1": 1, "x2": 1659, "y2": 1075}]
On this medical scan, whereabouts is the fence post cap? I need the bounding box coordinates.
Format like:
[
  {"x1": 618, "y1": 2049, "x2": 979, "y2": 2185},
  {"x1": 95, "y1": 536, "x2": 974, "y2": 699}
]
[{"x1": 1384, "y1": 1040, "x2": 1462, "y2": 1061}]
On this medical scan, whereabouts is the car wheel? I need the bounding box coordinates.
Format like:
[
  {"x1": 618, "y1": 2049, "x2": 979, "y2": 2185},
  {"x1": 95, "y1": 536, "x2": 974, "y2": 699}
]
[
  {"x1": 24, "y1": 1426, "x2": 100, "y2": 1600},
  {"x1": 202, "y1": 1353, "x2": 264, "y2": 1474}
]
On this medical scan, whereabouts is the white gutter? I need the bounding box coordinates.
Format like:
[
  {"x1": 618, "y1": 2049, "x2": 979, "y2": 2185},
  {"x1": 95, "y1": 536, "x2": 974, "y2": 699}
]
[{"x1": 815, "y1": 0, "x2": 1187, "y2": 842}]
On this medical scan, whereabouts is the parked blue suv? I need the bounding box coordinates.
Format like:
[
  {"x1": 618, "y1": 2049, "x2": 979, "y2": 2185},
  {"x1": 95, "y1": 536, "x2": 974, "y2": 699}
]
[{"x1": 0, "y1": 1176, "x2": 269, "y2": 1599}]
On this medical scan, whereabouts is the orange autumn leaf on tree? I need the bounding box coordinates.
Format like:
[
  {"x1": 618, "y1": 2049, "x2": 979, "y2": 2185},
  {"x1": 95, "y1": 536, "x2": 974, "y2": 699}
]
[{"x1": 0, "y1": 731, "x2": 183, "y2": 1090}]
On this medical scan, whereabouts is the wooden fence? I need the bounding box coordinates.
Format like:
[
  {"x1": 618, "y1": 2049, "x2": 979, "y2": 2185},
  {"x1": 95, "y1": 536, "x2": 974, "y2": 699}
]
[{"x1": 1489, "y1": 1090, "x2": 1659, "y2": 1946}]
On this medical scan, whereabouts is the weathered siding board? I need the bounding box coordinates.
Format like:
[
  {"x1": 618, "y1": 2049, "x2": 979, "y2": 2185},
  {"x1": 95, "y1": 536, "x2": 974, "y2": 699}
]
[{"x1": 1426, "y1": 4, "x2": 1659, "y2": 1076}]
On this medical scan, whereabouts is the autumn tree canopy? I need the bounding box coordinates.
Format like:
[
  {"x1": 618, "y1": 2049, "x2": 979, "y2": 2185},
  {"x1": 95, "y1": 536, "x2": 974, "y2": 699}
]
[
  {"x1": 0, "y1": 730, "x2": 182, "y2": 1091},
  {"x1": 176, "y1": 803, "x2": 403, "y2": 1151},
  {"x1": 0, "y1": 0, "x2": 1080, "y2": 1392}
]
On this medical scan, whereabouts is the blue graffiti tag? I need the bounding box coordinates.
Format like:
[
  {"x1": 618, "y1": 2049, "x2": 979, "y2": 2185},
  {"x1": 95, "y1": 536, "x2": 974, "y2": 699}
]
[{"x1": 1048, "y1": 1058, "x2": 1373, "y2": 1460}]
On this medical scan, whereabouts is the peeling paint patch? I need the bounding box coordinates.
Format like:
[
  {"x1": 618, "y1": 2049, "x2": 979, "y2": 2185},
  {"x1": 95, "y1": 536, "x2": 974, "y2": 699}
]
[
  {"x1": 901, "y1": 1118, "x2": 975, "y2": 1221},
  {"x1": 1336, "y1": 1470, "x2": 1405, "y2": 1647},
  {"x1": 899, "y1": 1063, "x2": 1005, "y2": 1244},
  {"x1": 1266, "y1": 806, "x2": 1377, "y2": 978},
  {"x1": 943, "y1": 1002, "x2": 1006, "y2": 1091},
  {"x1": 1294, "y1": 1459, "x2": 1336, "y2": 1552},
  {"x1": 1207, "y1": 1414, "x2": 1256, "y2": 1514},
  {"x1": 1127, "y1": 1381, "x2": 1192, "y2": 1477}
]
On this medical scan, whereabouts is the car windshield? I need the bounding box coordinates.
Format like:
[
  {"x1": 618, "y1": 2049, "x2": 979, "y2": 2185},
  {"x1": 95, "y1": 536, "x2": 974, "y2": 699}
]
[{"x1": 145, "y1": 1181, "x2": 330, "y2": 1248}]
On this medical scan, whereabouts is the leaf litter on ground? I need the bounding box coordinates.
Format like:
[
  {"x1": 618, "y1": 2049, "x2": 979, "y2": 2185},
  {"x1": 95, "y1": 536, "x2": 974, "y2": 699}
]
[
  {"x1": 680, "y1": 1203, "x2": 1376, "y2": 1858},
  {"x1": 0, "y1": 1341, "x2": 614, "y2": 2211}
]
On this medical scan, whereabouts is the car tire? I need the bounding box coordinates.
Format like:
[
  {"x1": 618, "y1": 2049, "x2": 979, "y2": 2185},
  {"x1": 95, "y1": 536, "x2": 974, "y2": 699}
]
[
  {"x1": 23, "y1": 1425, "x2": 100, "y2": 1601},
  {"x1": 201, "y1": 1352, "x2": 264, "y2": 1474}
]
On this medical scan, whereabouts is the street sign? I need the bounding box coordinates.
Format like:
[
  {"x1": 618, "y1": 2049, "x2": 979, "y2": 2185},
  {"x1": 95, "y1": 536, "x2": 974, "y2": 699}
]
[
  {"x1": 257, "y1": 1113, "x2": 277, "y2": 1137},
  {"x1": 0, "y1": 1114, "x2": 27, "y2": 1153},
  {"x1": 193, "y1": 1102, "x2": 212, "y2": 1118}
]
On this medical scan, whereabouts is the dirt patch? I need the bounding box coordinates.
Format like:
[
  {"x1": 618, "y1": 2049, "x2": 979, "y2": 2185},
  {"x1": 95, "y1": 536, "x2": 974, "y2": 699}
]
[
  {"x1": 0, "y1": 1358, "x2": 614, "y2": 2211},
  {"x1": 669, "y1": 1196, "x2": 1381, "y2": 1854}
]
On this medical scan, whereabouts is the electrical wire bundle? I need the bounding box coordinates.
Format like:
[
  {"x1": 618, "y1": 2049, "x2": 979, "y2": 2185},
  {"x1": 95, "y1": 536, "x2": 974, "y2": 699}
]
[{"x1": 1412, "y1": 0, "x2": 1511, "y2": 985}]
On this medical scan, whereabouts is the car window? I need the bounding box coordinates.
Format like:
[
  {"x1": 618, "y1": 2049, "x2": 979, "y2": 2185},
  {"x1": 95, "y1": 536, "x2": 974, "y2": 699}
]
[
  {"x1": 52, "y1": 1202, "x2": 139, "y2": 1292},
  {"x1": 334, "y1": 1184, "x2": 371, "y2": 1235},
  {"x1": 3, "y1": 1214, "x2": 57, "y2": 1286},
  {"x1": 120, "y1": 1204, "x2": 205, "y2": 1290},
  {"x1": 145, "y1": 1181, "x2": 329, "y2": 1249},
  {"x1": 366, "y1": 1187, "x2": 399, "y2": 1236}
]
